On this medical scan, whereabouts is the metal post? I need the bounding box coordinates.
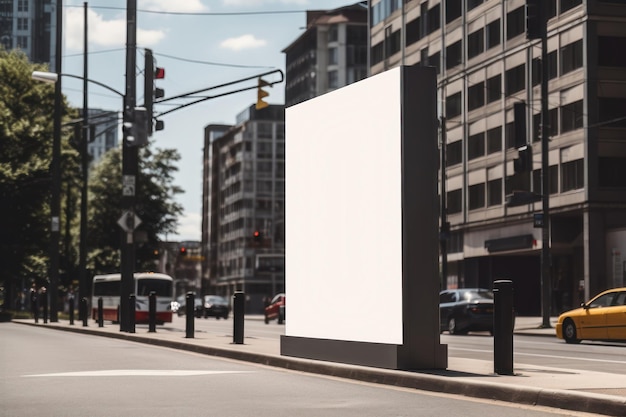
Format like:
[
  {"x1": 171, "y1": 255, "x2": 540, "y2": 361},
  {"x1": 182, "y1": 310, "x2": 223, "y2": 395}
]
[
  {"x1": 49, "y1": 0, "x2": 63, "y2": 323},
  {"x1": 233, "y1": 291, "x2": 244, "y2": 344},
  {"x1": 42, "y1": 289, "x2": 48, "y2": 324},
  {"x1": 69, "y1": 296, "x2": 74, "y2": 325},
  {"x1": 440, "y1": 116, "x2": 448, "y2": 290},
  {"x1": 185, "y1": 292, "x2": 194, "y2": 338},
  {"x1": 148, "y1": 291, "x2": 156, "y2": 332},
  {"x1": 540, "y1": 2, "x2": 552, "y2": 328},
  {"x1": 97, "y1": 297, "x2": 103, "y2": 327},
  {"x1": 493, "y1": 280, "x2": 514, "y2": 375},
  {"x1": 129, "y1": 294, "x2": 136, "y2": 333},
  {"x1": 120, "y1": 0, "x2": 137, "y2": 332},
  {"x1": 81, "y1": 297, "x2": 88, "y2": 327},
  {"x1": 78, "y1": 1, "x2": 89, "y2": 323}
]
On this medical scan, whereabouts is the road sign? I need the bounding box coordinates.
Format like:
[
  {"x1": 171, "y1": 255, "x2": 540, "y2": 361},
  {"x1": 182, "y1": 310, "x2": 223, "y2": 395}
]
[
  {"x1": 117, "y1": 211, "x2": 142, "y2": 232},
  {"x1": 123, "y1": 175, "x2": 136, "y2": 196}
]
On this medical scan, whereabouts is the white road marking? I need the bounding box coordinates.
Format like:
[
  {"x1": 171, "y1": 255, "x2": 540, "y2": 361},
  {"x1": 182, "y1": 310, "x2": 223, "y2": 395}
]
[
  {"x1": 23, "y1": 370, "x2": 253, "y2": 377},
  {"x1": 450, "y1": 347, "x2": 626, "y2": 364}
]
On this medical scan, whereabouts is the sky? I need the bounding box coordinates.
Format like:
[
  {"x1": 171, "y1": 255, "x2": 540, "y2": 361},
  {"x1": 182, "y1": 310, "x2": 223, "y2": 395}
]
[{"x1": 60, "y1": 0, "x2": 356, "y2": 241}]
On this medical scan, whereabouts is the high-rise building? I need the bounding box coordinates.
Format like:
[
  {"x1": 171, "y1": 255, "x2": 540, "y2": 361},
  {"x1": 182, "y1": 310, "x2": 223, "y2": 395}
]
[
  {"x1": 282, "y1": 1, "x2": 368, "y2": 106},
  {"x1": 85, "y1": 109, "x2": 119, "y2": 166},
  {"x1": 1, "y1": 0, "x2": 58, "y2": 69},
  {"x1": 370, "y1": 0, "x2": 626, "y2": 315},
  {"x1": 202, "y1": 106, "x2": 285, "y2": 313}
]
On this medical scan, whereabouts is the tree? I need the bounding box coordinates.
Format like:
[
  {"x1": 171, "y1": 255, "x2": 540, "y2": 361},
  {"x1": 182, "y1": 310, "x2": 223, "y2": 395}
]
[
  {"x1": 88, "y1": 145, "x2": 183, "y2": 274},
  {"x1": 0, "y1": 49, "x2": 80, "y2": 307}
]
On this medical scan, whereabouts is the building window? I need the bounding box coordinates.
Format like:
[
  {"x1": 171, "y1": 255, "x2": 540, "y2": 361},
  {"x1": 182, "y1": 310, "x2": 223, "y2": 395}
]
[
  {"x1": 561, "y1": 100, "x2": 583, "y2": 133},
  {"x1": 427, "y1": 4, "x2": 441, "y2": 34},
  {"x1": 469, "y1": 183, "x2": 485, "y2": 210},
  {"x1": 446, "y1": 0, "x2": 462, "y2": 23},
  {"x1": 468, "y1": 29, "x2": 484, "y2": 59},
  {"x1": 446, "y1": 40, "x2": 462, "y2": 69},
  {"x1": 599, "y1": 37, "x2": 626, "y2": 67},
  {"x1": 505, "y1": 122, "x2": 516, "y2": 149},
  {"x1": 328, "y1": 48, "x2": 338, "y2": 65},
  {"x1": 487, "y1": 178, "x2": 502, "y2": 206},
  {"x1": 328, "y1": 26, "x2": 338, "y2": 42},
  {"x1": 505, "y1": 64, "x2": 525, "y2": 96},
  {"x1": 446, "y1": 92, "x2": 462, "y2": 118},
  {"x1": 428, "y1": 51, "x2": 441, "y2": 74},
  {"x1": 18, "y1": 0, "x2": 28, "y2": 12},
  {"x1": 446, "y1": 140, "x2": 463, "y2": 166},
  {"x1": 468, "y1": 81, "x2": 485, "y2": 111},
  {"x1": 506, "y1": 7, "x2": 525, "y2": 40},
  {"x1": 16, "y1": 36, "x2": 27, "y2": 49},
  {"x1": 468, "y1": 132, "x2": 485, "y2": 160},
  {"x1": 561, "y1": 159, "x2": 584, "y2": 192},
  {"x1": 406, "y1": 17, "x2": 421, "y2": 46},
  {"x1": 487, "y1": 126, "x2": 502, "y2": 154},
  {"x1": 486, "y1": 19, "x2": 501, "y2": 49},
  {"x1": 560, "y1": 40, "x2": 583, "y2": 75},
  {"x1": 17, "y1": 18, "x2": 28, "y2": 31},
  {"x1": 371, "y1": 42, "x2": 383, "y2": 65},
  {"x1": 447, "y1": 189, "x2": 462, "y2": 214},
  {"x1": 328, "y1": 70, "x2": 338, "y2": 89},
  {"x1": 467, "y1": 0, "x2": 484, "y2": 11},
  {"x1": 486, "y1": 74, "x2": 501, "y2": 103},
  {"x1": 599, "y1": 157, "x2": 626, "y2": 187},
  {"x1": 599, "y1": 98, "x2": 626, "y2": 128},
  {"x1": 560, "y1": 0, "x2": 582, "y2": 13},
  {"x1": 534, "y1": 165, "x2": 559, "y2": 195}
]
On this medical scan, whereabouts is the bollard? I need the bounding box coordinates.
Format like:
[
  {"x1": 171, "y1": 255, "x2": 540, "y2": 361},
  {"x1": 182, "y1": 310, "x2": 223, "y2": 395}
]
[
  {"x1": 185, "y1": 292, "x2": 195, "y2": 338},
  {"x1": 98, "y1": 297, "x2": 104, "y2": 327},
  {"x1": 493, "y1": 280, "x2": 514, "y2": 375},
  {"x1": 42, "y1": 290, "x2": 48, "y2": 324},
  {"x1": 129, "y1": 294, "x2": 136, "y2": 333},
  {"x1": 233, "y1": 291, "x2": 244, "y2": 344},
  {"x1": 81, "y1": 298, "x2": 88, "y2": 327},
  {"x1": 148, "y1": 291, "x2": 156, "y2": 333},
  {"x1": 69, "y1": 297, "x2": 75, "y2": 325}
]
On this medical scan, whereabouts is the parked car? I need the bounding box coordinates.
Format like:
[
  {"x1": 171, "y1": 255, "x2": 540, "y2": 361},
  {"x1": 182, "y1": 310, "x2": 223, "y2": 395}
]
[
  {"x1": 556, "y1": 287, "x2": 626, "y2": 344},
  {"x1": 176, "y1": 295, "x2": 203, "y2": 317},
  {"x1": 202, "y1": 295, "x2": 230, "y2": 319},
  {"x1": 264, "y1": 293, "x2": 285, "y2": 324},
  {"x1": 440, "y1": 288, "x2": 494, "y2": 335}
]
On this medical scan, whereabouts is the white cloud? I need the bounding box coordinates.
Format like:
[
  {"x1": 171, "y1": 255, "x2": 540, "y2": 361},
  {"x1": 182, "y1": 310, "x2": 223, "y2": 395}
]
[
  {"x1": 222, "y1": 0, "x2": 308, "y2": 6},
  {"x1": 140, "y1": 0, "x2": 208, "y2": 13},
  {"x1": 220, "y1": 34, "x2": 267, "y2": 51},
  {"x1": 65, "y1": 8, "x2": 166, "y2": 51},
  {"x1": 168, "y1": 211, "x2": 201, "y2": 242}
]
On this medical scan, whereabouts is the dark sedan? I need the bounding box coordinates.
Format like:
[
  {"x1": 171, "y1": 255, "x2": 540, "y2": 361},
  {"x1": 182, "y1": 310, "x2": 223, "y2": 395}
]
[
  {"x1": 202, "y1": 295, "x2": 230, "y2": 319},
  {"x1": 439, "y1": 288, "x2": 494, "y2": 335}
]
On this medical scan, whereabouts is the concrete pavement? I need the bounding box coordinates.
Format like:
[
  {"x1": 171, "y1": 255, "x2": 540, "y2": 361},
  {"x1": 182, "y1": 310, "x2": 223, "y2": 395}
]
[{"x1": 12, "y1": 317, "x2": 626, "y2": 416}]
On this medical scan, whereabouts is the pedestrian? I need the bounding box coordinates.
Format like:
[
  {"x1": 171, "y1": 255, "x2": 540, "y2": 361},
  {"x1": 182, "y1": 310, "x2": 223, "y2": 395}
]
[{"x1": 29, "y1": 283, "x2": 38, "y2": 323}]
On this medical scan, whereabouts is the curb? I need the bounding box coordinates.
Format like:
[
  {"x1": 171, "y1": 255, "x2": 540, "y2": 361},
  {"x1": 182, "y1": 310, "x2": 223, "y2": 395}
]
[{"x1": 13, "y1": 321, "x2": 626, "y2": 416}]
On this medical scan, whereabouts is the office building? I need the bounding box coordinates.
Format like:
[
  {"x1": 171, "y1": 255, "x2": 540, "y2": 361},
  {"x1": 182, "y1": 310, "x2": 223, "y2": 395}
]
[{"x1": 370, "y1": 0, "x2": 626, "y2": 315}]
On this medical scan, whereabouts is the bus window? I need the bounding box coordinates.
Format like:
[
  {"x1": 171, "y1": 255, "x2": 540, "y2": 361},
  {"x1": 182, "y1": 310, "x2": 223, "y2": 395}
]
[{"x1": 137, "y1": 279, "x2": 173, "y2": 297}]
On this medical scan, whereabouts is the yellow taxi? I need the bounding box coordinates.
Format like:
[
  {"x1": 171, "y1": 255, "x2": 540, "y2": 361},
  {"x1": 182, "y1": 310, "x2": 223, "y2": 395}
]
[{"x1": 556, "y1": 287, "x2": 626, "y2": 343}]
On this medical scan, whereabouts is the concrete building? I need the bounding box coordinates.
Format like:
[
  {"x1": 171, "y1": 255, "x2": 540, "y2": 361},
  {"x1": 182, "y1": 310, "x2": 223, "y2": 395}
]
[
  {"x1": 202, "y1": 106, "x2": 285, "y2": 313},
  {"x1": 85, "y1": 109, "x2": 119, "y2": 166},
  {"x1": 369, "y1": 0, "x2": 626, "y2": 315},
  {"x1": 283, "y1": 1, "x2": 368, "y2": 106},
  {"x1": 1, "y1": 0, "x2": 58, "y2": 70}
]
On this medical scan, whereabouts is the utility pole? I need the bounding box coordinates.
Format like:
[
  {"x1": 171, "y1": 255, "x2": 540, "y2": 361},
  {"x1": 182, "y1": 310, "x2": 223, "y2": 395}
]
[
  {"x1": 120, "y1": 0, "x2": 137, "y2": 332},
  {"x1": 49, "y1": 0, "x2": 63, "y2": 323},
  {"x1": 78, "y1": 1, "x2": 89, "y2": 319}
]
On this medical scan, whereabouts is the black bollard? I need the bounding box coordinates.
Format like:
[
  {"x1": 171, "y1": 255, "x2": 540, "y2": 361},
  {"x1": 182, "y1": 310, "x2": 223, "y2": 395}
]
[
  {"x1": 185, "y1": 292, "x2": 194, "y2": 338},
  {"x1": 69, "y1": 296, "x2": 75, "y2": 325},
  {"x1": 148, "y1": 291, "x2": 156, "y2": 333},
  {"x1": 42, "y1": 290, "x2": 48, "y2": 324},
  {"x1": 98, "y1": 297, "x2": 104, "y2": 327},
  {"x1": 493, "y1": 280, "x2": 514, "y2": 375},
  {"x1": 129, "y1": 294, "x2": 136, "y2": 333},
  {"x1": 81, "y1": 298, "x2": 88, "y2": 327},
  {"x1": 233, "y1": 291, "x2": 244, "y2": 344}
]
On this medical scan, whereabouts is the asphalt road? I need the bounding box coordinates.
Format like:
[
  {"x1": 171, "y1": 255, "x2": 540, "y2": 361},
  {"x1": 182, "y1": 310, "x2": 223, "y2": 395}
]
[
  {"x1": 176, "y1": 314, "x2": 626, "y2": 374},
  {"x1": 1, "y1": 323, "x2": 599, "y2": 417}
]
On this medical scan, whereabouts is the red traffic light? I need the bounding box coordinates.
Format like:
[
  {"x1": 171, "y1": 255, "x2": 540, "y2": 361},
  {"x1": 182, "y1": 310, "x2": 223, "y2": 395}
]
[
  {"x1": 253, "y1": 231, "x2": 260, "y2": 238},
  {"x1": 179, "y1": 246, "x2": 187, "y2": 255},
  {"x1": 155, "y1": 67, "x2": 165, "y2": 79}
]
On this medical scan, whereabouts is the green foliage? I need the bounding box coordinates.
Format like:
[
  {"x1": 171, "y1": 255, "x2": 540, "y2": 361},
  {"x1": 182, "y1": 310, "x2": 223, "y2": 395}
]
[
  {"x1": 88, "y1": 145, "x2": 183, "y2": 273},
  {"x1": 0, "y1": 50, "x2": 80, "y2": 300}
]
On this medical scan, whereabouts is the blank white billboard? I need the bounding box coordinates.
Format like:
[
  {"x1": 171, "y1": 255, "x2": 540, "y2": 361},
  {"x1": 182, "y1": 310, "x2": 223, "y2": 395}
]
[{"x1": 285, "y1": 68, "x2": 404, "y2": 344}]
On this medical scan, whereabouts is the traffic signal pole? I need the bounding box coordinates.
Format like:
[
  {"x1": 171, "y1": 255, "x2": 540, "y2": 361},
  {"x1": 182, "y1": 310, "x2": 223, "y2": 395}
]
[{"x1": 120, "y1": 0, "x2": 137, "y2": 332}]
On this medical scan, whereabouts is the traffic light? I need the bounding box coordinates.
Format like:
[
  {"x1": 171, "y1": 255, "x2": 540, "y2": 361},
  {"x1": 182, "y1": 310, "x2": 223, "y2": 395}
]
[
  {"x1": 124, "y1": 107, "x2": 149, "y2": 147},
  {"x1": 179, "y1": 246, "x2": 187, "y2": 256},
  {"x1": 514, "y1": 145, "x2": 533, "y2": 173},
  {"x1": 144, "y1": 48, "x2": 165, "y2": 135},
  {"x1": 253, "y1": 230, "x2": 262, "y2": 243},
  {"x1": 526, "y1": 0, "x2": 545, "y2": 40},
  {"x1": 256, "y1": 78, "x2": 270, "y2": 110}
]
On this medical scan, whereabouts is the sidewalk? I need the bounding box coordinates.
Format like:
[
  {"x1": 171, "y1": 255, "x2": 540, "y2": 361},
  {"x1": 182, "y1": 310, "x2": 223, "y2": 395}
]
[{"x1": 12, "y1": 317, "x2": 626, "y2": 416}]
